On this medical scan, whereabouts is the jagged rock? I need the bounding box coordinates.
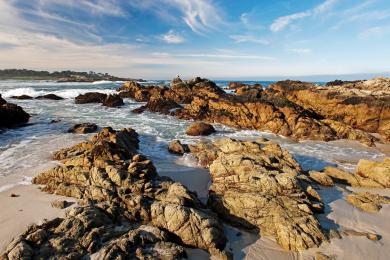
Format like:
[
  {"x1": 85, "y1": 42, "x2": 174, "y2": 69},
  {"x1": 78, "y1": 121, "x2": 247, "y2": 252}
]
[
  {"x1": 132, "y1": 98, "x2": 181, "y2": 114},
  {"x1": 315, "y1": 252, "x2": 333, "y2": 260},
  {"x1": 269, "y1": 79, "x2": 390, "y2": 142},
  {"x1": 168, "y1": 140, "x2": 189, "y2": 155},
  {"x1": 309, "y1": 171, "x2": 334, "y2": 186},
  {"x1": 346, "y1": 192, "x2": 390, "y2": 212},
  {"x1": 67, "y1": 123, "x2": 98, "y2": 134},
  {"x1": 102, "y1": 94, "x2": 124, "y2": 107},
  {"x1": 185, "y1": 122, "x2": 216, "y2": 136},
  {"x1": 323, "y1": 166, "x2": 384, "y2": 188},
  {"x1": 10, "y1": 95, "x2": 33, "y2": 100},
  {"x1": 51, "y1": 200, "x2": 71, "y2": 209},
  {"x1": 187, "y1": 138, "x2": 326, "y2": 251},
  {"x1": 1, "y1": 206, "x2": 187, "y2": 260},
  {"x1": 35, "y1": 94, "x2": 64, "y2": 100},
  {"x1": 9, "y1": 127, "x2": 228, "y2": 257},
  {"x1": 0, "y1": 100, "x2": 30, "y2": 128},
  {"x1": 356, "y1": 158, "x2": 390, "y2": 188},
  {"x1": 75, "y1": 92, "x2": 107, "y2": 104}
]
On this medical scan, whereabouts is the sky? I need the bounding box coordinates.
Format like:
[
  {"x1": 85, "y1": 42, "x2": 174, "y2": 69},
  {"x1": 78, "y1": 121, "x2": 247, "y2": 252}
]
[{"x1": 0, "y1": 0, "x2": 390, "y2": 80}]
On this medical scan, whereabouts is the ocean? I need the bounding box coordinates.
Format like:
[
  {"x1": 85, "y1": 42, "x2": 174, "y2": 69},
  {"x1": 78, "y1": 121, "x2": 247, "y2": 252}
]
[{"x1": 0, "y1": 79, "x2": 385, "y2": 194}]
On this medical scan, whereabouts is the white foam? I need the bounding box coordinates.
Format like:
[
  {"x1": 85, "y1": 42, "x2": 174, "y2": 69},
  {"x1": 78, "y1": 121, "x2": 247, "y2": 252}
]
[{"x1": 1, "y1": 87, "x2": 116, "y2": 99}]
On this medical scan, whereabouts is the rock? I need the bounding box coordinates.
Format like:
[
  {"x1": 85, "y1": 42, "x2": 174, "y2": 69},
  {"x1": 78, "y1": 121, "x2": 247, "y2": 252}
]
[
  {"x1": 168, "y1": 140, "x2": 189, "y2": 155},
  {"x1": 309, "y1": 171, "x2": 334, "y2": 186},
  {"x1": 269, "y1": 79, "x2": 390, "y2": 142},
  {"x1": 11, "y1": 127, "x2": 228, "y2": 257},
  {"x1": 315, "y1": 252, "x2": 333, "y2": 260},
  {"x1": 188, "y1": 138, "x2": 326, "y2": 251},
  {"x1": 10, "y1": 193, "x2": 20, "y2": 197},
  {"x1": 132, "y1": 98, "x2": 181, "y2": 114},
  {"x1": 75, "y1": 92, "x2": 107, "y2": 104},
  {"x1": 186, "y1": 122, "x2": 216, "y2": 136},
  {"x1": 0, "y1": 102, "x2": 30, "y2": 128},
  {"x1": 10, "y1": 95, "x2": 33, "y2": 100},
  {"x1": 68, "y1": 123, "x2": 98, "y2": 134},
  {"x1": 102, "y1": 94, "x2": 124, "y2": 107},
  {"x1": 35, "y1": 94, "x2": 64, "y2": 100},
  {"x1": 0, "y1": 94, "x2": 6, "y2": 105},
  {"x1": 323, "y1": 167, "x2": 384, "y2": 188},
  {"x1": 51, "y1": 200, "x2": 71, "y2": 209},
  {"x1": 356, "y1": 158, "x2": 390, "y2": 188},
  {"x1": 346, "y1": 192, "x2": 390, "y2": 212}
]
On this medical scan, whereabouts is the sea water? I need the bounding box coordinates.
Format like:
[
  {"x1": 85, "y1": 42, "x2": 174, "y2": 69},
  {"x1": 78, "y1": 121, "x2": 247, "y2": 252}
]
[{"x1": 0, "y1": 80, "x2": 386, "y2": 197}]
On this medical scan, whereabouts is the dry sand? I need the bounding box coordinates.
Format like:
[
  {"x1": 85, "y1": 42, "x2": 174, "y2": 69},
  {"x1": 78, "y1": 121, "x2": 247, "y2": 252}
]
[{"x1": 0, "y1": 185, "x2": 75, "y2": 251}]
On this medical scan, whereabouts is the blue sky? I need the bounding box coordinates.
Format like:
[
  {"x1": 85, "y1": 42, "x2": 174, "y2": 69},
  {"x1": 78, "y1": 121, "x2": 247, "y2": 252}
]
[{"x1": 0, "y1": 0, "x2": 389, "y2": 80}]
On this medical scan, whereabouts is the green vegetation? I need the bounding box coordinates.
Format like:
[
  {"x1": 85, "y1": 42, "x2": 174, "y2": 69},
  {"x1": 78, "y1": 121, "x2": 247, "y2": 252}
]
[{"x1": 0, "y1": 69, "x2": 141, "y2": 82}]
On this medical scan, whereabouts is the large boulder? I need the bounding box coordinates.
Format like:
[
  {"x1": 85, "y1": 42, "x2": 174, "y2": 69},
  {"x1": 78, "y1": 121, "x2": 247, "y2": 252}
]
[
  {"x1": 75, "y1": 92, "x2": 107, "y2": 104},
  {"x1": 185, "y1": 138, "x2": 326, "y2": 251},
  {"x1": 186, "y1": 122, "x2": 216, "y2": 136},
  {"x1": 9, "y1": 127, "x2": 228, "y2": 257},
  {"x1": 0, "y1": 100, "x2": 30, "y2": 128},
  {"x1": 10, "y1": 95, "x2": 33, "y2": 100},
  {"x1": 102, "y1": 94, "x2": 124, "y2": 107}
]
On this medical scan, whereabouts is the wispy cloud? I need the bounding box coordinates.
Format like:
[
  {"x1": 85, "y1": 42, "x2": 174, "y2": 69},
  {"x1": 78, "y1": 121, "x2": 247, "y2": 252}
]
[
  {"x1": 270, "y1": 0, "x2": 339, "y2": 32},
  {"x1": 229, "y1": 34, "x2": 269, "y2": 45},
  {"x1": 359, "y1": 24, "x2": 390, "y2": 38},
  {"x1": 152, "y1": 52, "x2": 275, "y2": 60},
  {"x1": 160, "y1": 30, "x2": 185, "y2": 44}
]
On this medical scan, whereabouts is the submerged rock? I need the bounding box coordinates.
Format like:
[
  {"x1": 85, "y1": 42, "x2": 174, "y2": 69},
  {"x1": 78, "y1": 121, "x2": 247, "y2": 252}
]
[
  {"x1": 185, "y1": 122, "x2": 216, "y2": 136},
  {"x1": 102, "y1": 94, "x2": 124, "y2": 107},
  {"x1": 346, "y1": 192, "x2": 390, "y2": 213},
  {"x1": 10, "y1": 95, "x2": 33, "y2": 100},
  {"x1": 75, "y1": 92, "x2": 107, "y2": 104},
  {"x1": 35, "y1": 94, "x2": 64, "y2": 100},
  {"x1": 67, "y1": 123, "x2": 98, "y2": 134},
  {"x1": 4, "y1": 127, "x2": 228, "y2": 258}
]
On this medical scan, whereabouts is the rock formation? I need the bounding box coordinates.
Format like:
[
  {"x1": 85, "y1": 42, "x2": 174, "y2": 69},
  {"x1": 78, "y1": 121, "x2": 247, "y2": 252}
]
[
  {"x1": 356, "y1": 158, "x2": 390, "y2": 188},
  {"x1": 121, "y1": 77, "x2": 384, "y2": 146},
  {"x1": 185, "y1": 122, "x2": 216, "y2": 136},
  {"x1": 346, "y1": 192, "x2": 390, "y2": 213},
  {"x1": 268, "y1": 79, "x2": 390, "y2": 142},
  {"x1": 0, "y1": 95, "x2": 30, "y2": 128},
  {"x1": 35, "y1": 94, "x2": 64, "y2": 100},
  {"x1": 67, "y1": 123, "x2": 98, "y2": 134},
  {"x1": 132, "y1": 97, "x2": 181, "y2": 115},
  {"x1": 179, "y1": 138, "x2": 327, "y2": 251},
  {"x1": 2, "y1": 127, "x2": 227, "y2": 258},
  {"x1": 10, "y1": 95, "x2": 33, "y2": 100},
  {"x1": 102, "y1": 94, "x2": 124, "y2": 107},
  {"x1": 75, "y1": 92, "x2": 107, "y2": 104}
]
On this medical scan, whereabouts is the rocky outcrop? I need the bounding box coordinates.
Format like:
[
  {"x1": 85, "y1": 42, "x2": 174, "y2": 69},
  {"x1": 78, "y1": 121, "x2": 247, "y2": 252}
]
[
  {"x1": 356, "y1": 158, "x2": 390, "y2": 188},
  {"x1": 308, "y1": 171, "x2": 334, "y2": 186},
  {"x1": 1, "y1": 206, "x2": 187, "y2": 260},
  {"x1": 132, "y1": 97, "x2": 181, "y2": 115},
  {"x1": 268, "y1": 79, "x2": 390, "y2": 142},
  {"x1": 75, "y1": 92, "x2": 107, "y2": 104},
  {"x1": 10, "y1": 95, "x2": 33, "y2": 100},
  {"x1": 67, "y1": 123, "x2": 98, "y2": 134},
  {"x1": 35, "y1": 94, "x2": 64, "y2": 100},
  {"x1": 183, "y1": 138, "x2": 326, "y2": 251},
  {"x1": 0, "y1": 96, "x2": 30, "y2": 128},
  {"x1": 2, "y1": 127, "x2": 227, "y2": 258},
  {"x1": 346, "y1": 192, "x2": 390, "y2": 213},
  {"x1": 102, "y1": 94, "x2": 124, "y2": 107},
  {"x1": 322, "y1": 167, "x2": 384, "y2": 188},
  {"x1": 185, "y1": 122, "x2": 216, "y2": 136}
]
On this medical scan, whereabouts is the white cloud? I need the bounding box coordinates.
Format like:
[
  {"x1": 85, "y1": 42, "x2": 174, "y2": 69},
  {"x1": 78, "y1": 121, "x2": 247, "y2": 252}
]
[
  {"x1": 359, "y1": 25, "x2": 390, "y2": 38},
  {"x1": 127, "y1": 0, "x2": 223, "y2": 34},
  {"x1": 229, "y1": 35, "x2": 269, "y2": 45},
  {"x1": 160, "y1": 30, "x2": 185, "y2": 44},
  {"x1": 289, "y1": 48, "x2": 312, "y2": 54},
  {"x1": 270, "y1": 0, "x2": 339, "y2": 32}
]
